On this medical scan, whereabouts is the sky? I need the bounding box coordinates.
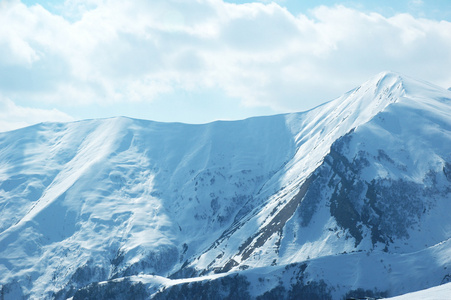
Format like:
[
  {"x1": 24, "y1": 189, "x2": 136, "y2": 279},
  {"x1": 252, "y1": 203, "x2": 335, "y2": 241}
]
[{"x1": 1, "y1": 0, "x2": 451, "y2": 131}]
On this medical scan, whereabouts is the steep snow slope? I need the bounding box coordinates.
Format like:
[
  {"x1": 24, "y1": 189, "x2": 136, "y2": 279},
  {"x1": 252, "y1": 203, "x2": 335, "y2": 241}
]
[
  {"x1": 0, "y1": 114, "x2": 298, "y2": 298},
  {"x1": 0, "y1": 72, "x2": 450, "y2": 299},
  {"x1": 184, "y1": 72, "x2": 451, "y2": 273}
]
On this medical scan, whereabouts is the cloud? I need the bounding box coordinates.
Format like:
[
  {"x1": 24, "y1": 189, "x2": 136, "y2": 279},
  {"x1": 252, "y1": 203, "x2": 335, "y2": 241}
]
[
  {"x1": 0, "y1": 95, "x2": 74, "y2": 132},
  {"x1": 1, "y1": 0, "x2": 451, "y2": 121}
]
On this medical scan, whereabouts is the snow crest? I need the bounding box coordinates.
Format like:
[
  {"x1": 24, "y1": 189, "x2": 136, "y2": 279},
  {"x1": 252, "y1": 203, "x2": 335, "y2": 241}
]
[{"x1": 1, "y1": 72, "x2": 450, "y2": 299}]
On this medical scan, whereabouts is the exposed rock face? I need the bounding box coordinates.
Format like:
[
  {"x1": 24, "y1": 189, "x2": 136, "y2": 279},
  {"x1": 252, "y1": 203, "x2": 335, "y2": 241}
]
[{"x1": 1, "y1": 72, "x2": 451, "y2": 299}]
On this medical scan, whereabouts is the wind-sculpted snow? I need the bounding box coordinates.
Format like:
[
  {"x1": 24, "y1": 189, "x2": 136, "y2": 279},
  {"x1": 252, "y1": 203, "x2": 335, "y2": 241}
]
[
  {"x1": 1, "y1": 72, "x2": 451, "y2": 299},
  {"x1": 0, "y1": 114, "x2": 298, "y2": 298}
]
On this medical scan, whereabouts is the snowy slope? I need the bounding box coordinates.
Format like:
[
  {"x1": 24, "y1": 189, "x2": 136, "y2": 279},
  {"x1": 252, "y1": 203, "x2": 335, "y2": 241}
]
[
  {"x1": 383, "y1": 282, "x2": 451, "y2": 300},
  {"x1": 0, "y1": 113, "x2": 301, "y2": 298},
  {"x1": 0, "y1": 72, "x2": 450, "y2": 299}
]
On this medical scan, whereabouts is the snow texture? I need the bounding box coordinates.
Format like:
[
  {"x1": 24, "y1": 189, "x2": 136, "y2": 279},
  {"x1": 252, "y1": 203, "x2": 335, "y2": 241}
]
[{"x1": 0, "y1": 71, "x2": 450, "y2": 299}]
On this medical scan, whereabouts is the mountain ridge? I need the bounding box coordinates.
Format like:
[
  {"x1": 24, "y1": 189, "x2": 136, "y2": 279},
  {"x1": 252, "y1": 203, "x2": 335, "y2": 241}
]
[{"x1": 1, "y1": 71, "x2": 450, "y2": 299}]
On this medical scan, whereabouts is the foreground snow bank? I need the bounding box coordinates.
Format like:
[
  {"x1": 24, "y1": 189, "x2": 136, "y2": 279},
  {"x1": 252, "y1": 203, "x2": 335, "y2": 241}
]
[{"x1": 383, "y1": 282, "x2": 451, "y2": 300}]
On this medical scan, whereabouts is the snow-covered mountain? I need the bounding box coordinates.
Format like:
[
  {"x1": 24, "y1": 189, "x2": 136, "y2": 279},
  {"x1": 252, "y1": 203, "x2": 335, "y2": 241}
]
[{"x1": 1, "y1": 72, "x2": 450, "y2": 299}]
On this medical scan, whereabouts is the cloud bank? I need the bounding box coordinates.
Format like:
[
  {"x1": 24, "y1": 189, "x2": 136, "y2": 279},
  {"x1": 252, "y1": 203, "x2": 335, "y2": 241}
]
[
  {"x1": 0, "y1": 95, "x2": 74, "y2": 132},
  {"x1": 1, "y1": 0, "x2": 451, "y2": 128}
]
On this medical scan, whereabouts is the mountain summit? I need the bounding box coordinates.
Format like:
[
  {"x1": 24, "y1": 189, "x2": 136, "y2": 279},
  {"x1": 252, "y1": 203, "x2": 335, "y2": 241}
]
[{"x1": 1, "y1": 72, "x2": 450, "y2": 299}]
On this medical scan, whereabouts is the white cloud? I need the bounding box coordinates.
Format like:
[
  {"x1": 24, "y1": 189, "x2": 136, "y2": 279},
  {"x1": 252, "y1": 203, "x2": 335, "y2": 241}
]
[
  {"x1": 0, "y1": 95, "x2": 74, "y2": 132},
  {"x1": 1, "y1": 0, "x2": 451, "y2": 121}
]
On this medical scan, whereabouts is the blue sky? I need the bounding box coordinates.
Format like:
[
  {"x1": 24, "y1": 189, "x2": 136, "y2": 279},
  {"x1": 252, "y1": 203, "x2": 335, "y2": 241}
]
[
  {"x1": 228, "y1": 0, "x2": 451, "y2": 21},
  {"x1": 20, "y1": 0, "x2": 451, "y2": 21},
  {"x1": 1, "y1": 0, "x2": 451, "y2": 131}
]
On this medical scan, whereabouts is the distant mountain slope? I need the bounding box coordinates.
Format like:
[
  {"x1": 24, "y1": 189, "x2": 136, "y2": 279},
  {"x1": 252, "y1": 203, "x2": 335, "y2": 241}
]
[{"x1": 0, "y1": 72, "x2": 450, "y2": 299}]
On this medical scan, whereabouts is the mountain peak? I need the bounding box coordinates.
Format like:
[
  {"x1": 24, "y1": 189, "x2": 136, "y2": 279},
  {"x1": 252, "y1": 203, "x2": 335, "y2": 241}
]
[
  {"x1": 375, "y1": 70, "x2": 402, "y2": 80},
  {"x1": 371, "y1": 71, "x2": 451, "y2": 101},
  {"x1": 1, "y1": 73, "x2": 450, "y2": 299},
  {"x1": 362, "y1": 70, "x2": 404, "y2": 94}
]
